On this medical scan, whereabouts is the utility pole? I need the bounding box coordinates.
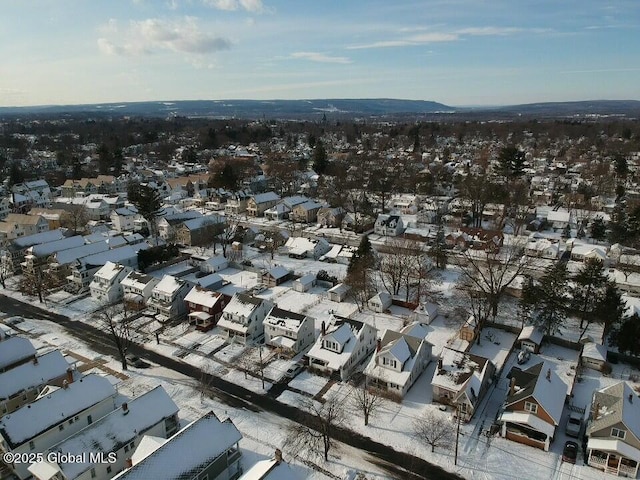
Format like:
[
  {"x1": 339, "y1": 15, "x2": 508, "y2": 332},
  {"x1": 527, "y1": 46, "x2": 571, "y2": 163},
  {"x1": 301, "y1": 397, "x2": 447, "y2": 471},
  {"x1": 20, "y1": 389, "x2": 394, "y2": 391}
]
[
  {"x1": 259, "y1": 346, "x2": 265, "y2": 390},
  {"x1": 454, "y1": 406, "x2": 461, "y2": 466}
]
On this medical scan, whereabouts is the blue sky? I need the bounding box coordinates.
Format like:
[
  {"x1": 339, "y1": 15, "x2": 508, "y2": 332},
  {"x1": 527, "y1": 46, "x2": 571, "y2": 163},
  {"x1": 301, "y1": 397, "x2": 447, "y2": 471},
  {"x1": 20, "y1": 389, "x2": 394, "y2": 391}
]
[{"x1": 1, "y1": 0, "x2": 639, "y2": 107}]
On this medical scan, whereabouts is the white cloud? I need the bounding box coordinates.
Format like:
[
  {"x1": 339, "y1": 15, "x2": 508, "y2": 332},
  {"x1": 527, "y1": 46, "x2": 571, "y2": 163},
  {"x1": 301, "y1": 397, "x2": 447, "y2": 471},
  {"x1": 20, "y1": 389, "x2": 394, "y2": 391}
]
[
  {"x1": 203, "y1": 0, "x2": 266, "y2": 13},
  {"x1": 455, "y1": 27, "x2": 522, "y2": 36},
  {"x1": 348, "y1": 33, "x2": 457, "y2": 50},
  {"x1": 290, "y1": 52, "x2": 352, "y2": 64},
  {"x1": 97, "y1": 17, "x2": 231, "y2": 57}
]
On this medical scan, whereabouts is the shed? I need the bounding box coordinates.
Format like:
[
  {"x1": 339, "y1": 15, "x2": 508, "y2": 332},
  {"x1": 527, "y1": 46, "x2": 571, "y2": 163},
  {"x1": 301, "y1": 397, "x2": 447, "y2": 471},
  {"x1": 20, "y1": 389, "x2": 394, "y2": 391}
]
[
  {"x1": 368, "y1": 292, "x2": 392, "y2": 313},
  {"x1": 581, "y1": 342, "x2": 608, "y2": 371},
  {"x1": 327, "y1": 283, "x2": 350, "y2": 303},
  {"x1": 517, "y1": 325, "x2": 544, "y2": 353},
  {"x1": 293, "y1": 274, "x2": 317, "y2": 293}
]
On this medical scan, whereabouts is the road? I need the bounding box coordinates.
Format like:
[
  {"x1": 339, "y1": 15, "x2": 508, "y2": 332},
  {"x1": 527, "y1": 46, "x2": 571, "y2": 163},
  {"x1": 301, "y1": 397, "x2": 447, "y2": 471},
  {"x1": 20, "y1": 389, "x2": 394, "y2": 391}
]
[{"x1": 0, "y1": 294, "x2": 463, "y2": 480}]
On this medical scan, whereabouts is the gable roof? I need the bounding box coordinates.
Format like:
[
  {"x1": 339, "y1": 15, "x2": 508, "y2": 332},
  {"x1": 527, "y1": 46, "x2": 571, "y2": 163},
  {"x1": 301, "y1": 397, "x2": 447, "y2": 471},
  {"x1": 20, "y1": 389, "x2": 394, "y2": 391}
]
[
  {"x1": 588, "y1": 382, "x2": 640, "y2": 440},
  {"x1": 0, "y1": 350, "x2": 70, "y2": 400},
  {"x1": 0, "y1": 337, "x2": 36, "y2": 371}
]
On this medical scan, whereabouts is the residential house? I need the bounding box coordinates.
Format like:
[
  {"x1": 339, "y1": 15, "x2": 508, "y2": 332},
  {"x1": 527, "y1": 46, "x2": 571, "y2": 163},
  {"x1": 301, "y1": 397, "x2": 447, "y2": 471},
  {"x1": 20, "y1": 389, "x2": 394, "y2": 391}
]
[
  {"x1": 317, "y1": 207, "x2": 345, "y2": 228},
  {"x1": 110, "y1": 207, "x2": 145, "y2": 233},
  {"x1": 284, "y1": 237, "x2": 331, "y2": 259},
  {"x1": 156, "y1": 211, "x2": 203, "y2": 242},
  {"x1": 293, "y1": 274, "x2": 316, "y2": 293},
  {"x1": 261, "y1": 266, "x2": 292, "y2": 287},
  {"x1": 525, "y1": 238, "x2": 559, "y2": 259},
  {"x1": 27, "y1": 208, "x2": 68, "y2": 230},
  {"x1": 0, "y1": 374, "x2": 117, "y2": 480},
  {"x1": 431, "y1": 347, "x2": 495, "y2": 421},
  {"x1": 0, "y1": 214, "x2": 49, "y2": 246},
  {"x1": 341, "y1": 213, "x2": 374, "y2": 233},
  {"x1": 517, "y1": 326, "x2": 544, "y2": 354},
  {"x1": 499, "y1": 363, "x2": 566, "y2": 451},
  {"x1": 368, "y1": 292, "x2": 392, "y2": 313},
  {"x1": 121, "y1": 271, "x2": 160, "y2": 311},
  {"x1": 0, "y1": 337, "x2": 37, "y2": 373},
  {"x1": 459, "y1": 227, "x2": 504, "y2": 252},
  {"x1": 185, "y1": 287, "x2": 230, "y2": 331},
  {"x1": 585, "y1": 382, "x2": 640, "y2": 477},
  {"x1": 306, "y1": 316, "x2": 377, "y2": 381},
  {"x1": 374, "y1": 214, "x2": 404, "y2": 237},
  {"x1": 0, "y1": 197, "x2": 11, "y2": 220},
  {"x1": 291, "y1": 201, "x2": 323, "y2": 224},
  {"x1": 200, "y1": 255, "x2": 229, "y2": 274},
  {"x1": 28, "y1": 386, "x2": 179, "y2": 480},
  {"x1": 0, "y1": 351, "x2": 73, "y2": 416},
  {"x1": 217, "y1": 294, "x2": 274, "y2": 344},
  {"x1": 547, "y1": 210, "x2": 571, "y2": 230},
  {"x1": 247, "y1": 192, "x2": 280, "y2": 217},
  {"x1": 89, "y1": 262, "x2": 133, "y2": 304},
  {"x1": 175, "y1": 215, "x2": 222, "y2": 247},
  {"x1": 327, "y1": 283, "x2": 350, "y2": 303},
  {"x1": 111, "y1": 411, "x2": 242, "y2": 480},
  {"x1": 408, "y1": 302, "x2": 439, "y2": 325},
  {"x1": 364, "y1": 329, "x2": 432, "y2": 397},
  {"x1": 263, "y1": 307, "x2": 315, "y2": 356},
  {"x1": 224, "y1": 192, "x2": 250, "y2": 216},
  {"x1": 148, "y1": 275, "x2": 192, "y2": 322},
  {"x1": 2, "y1": 229, "x2": 65, "y2": 272}
]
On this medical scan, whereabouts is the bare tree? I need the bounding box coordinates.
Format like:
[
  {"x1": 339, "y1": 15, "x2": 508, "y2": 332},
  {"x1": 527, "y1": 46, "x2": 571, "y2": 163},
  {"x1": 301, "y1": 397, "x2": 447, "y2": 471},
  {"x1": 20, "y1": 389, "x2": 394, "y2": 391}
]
[
  {"x1": 61, "y1": 205, "x2": 89, "y2": 235},
  {"x1": 413, "y1": 411, "x2": 456, "y2": 453},
  {"x1": 351, "y1": 383, "x2": 383, "y2": 426},
  {"x1": 284, "y1": 394, "x2": 346, "y2": 461},
  {"x1": 263, "y1": 230, "x2": 286, "y2": 260},
  {"x1": 19, "y1": 264, "x2": 54, "y2": 304},
  {"x1": 198, "y1": 364, "x2": 216, "y2": 402},
  {"x1": 214, "y1": 214, "x2": 241, "y2": 258},
  {"x1": 237, "y1": 346, "x2": 267, "y2": 388},
  {"x1": 95, "y1": 302, "x2": 131, "y2": 371}
]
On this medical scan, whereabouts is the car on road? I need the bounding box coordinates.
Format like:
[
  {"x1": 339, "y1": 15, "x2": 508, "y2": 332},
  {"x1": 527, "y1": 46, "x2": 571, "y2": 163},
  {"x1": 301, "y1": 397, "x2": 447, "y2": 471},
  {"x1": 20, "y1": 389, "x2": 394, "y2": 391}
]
[
  {"x1": 126, "y1": 354, "x2": 149, "y2": 368},
  {"x1": 565, "y1": 412, "x2": 583, "y2": 438},
  {"x1": 562, "y1": 441, "x2": 579, "y2": 464}
]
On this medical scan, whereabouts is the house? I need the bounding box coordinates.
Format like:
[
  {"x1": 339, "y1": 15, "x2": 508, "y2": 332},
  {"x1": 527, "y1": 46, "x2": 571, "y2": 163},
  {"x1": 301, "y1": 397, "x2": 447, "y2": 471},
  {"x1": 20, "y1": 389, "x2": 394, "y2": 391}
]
[
  {"x1": 200, "y1": 255, "x2": 229, "y2": 274},
  {"x1": 110, "y1": 207, "x2": 145, "y2": 233},
  {"x1": 27, "y1": 208, "x2": 69, "y2": 230},
  {"x1": 342, "y1": 213, "x2": 374, "y2": 233},
  {"x1": 306, "y1": 316, "x2": 377, "y2": 381},
  {"x1": 581, "y1": 342, "x2": 608, "y2": 371},
  {"x1": 498, "y1": 363, "x2": 566, "y2": 451},
  {"x1": 570, "y1": 244, "x2": 608, "y2": 264},
  {"x1": 121, "y1": 271, "x2": 160, "y2": 311},
  {"x1": 585, "y1": 382, "x2": 640, "y2": 477},
  {"x1": 291, "y1": 201, "x2": 323, "y2": 224},
  {"x1": 89, "y1": 262, "x2": 133, "y2": 304},
  {"x1": 408, "y1": 302, "x2": 439, "y2": 325},
  {"x1": 0, "y1": 374, "x2": 117, "y2": 480},
  {"x1": 317, "y1": 207, "x2": 345, "y2": 228},
  {"x1": 293, "y1": 273, "x2": 316, "y2": 292},
  {"x1": 327, "y1": 283, "x2": 350, "y2": 303},
  {"x1": 238, "y1": 450, "x2": 296, "y2": 480},
  {"x1": 261, "y1": 266, "x2": 292, "y2": 287},
  {"x1": 547, "y1": 209, "x2": 571, "y2": 230},
  {"x1": 0, "y1": 213, "x2": 49, "y2": 246},
  {"x1": 224, "y1": 192, "x2": 250, "y2": 215},
  {"x1": 459, "y1": 227, "x2": 505, "y2": 252},
  {"x1": 284, "y1": 237, "x2": 331, "y2": 259},
  {"x1": 148, "y1": 275, "x2": 192, "y2": 323},
  {"x1": 28, "y1": 386, "x2": 179, "y2": 480},
  {"x1": 175, "y1": 215, "x2": 223, "y2": 247},
  {"x1": 111, "y1": 411, "x2": 242, "y2": 480},
  {"x1": 263, "y1": 307, "x2": 315, "y2": 356},
  {"x1": 525, "y1": 239, "x2": 559, "y2": 259},
  {"x1": 517, "y1": 326, "x2": 544, "y2": 354},
  {"x1": 217, "y1": 294, "x2": 274, "y2": 344},
  {"x1": 247, "y1": 192, "x2": 280, "y2": 217},
  {"x1": 0, "y1": 351, "x2": 74, "y2": 417},
  {"x1": 264, "y1": 203, "x2": 292, "y2": 221},
  {"x1": 364, "y1": 329, "x2": 432, "y2": 398},
  {"x1": 374, "y1": 214, "x2": 404, "y2": 237},
  {"x1": 184, "y1": 287, "x2": 230, "y2": 331},
  {"x1": 2, "y1": 229, "x2": 65, "y2": 272},
  {"x1": 194, "y1": 273, "x2": 224, "y2": 291},
  {"x1": 368, "y1": 292, "x2": 392, "y2": 313},
  {"x1": 431, "y1": 347, "x2": 495, "y2": 422},
  {"x1": 156, "y1": 211, "x2": 203, "y2": 242},
  {"x1": 0, "y1": 336, "x2": 37, "y2": 373}
]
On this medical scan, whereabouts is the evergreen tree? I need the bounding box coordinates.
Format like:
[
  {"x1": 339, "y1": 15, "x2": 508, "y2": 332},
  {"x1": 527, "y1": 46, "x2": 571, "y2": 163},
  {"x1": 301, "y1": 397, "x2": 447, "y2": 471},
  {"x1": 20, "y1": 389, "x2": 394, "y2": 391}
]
[
  {"x1": 615, "y1": 314, "x2": 640, "y2": 356},
  {"x1": 312, "y1": 141, "x2": 328, "y2": 174},
  {"x1": 129, "y1": 184, "x2": 165, "y2": 243},
  {"x1": 428, "y1": 225, "x2": 447, "y2": 269},
  {"x1": 608, "y1": 197, "x2": 630, "y2": 244},
  {"x1": 497, "y1": 146, "x2": 525, "y2": 179},
  {"x1": 346, "y1": 235, "x2": 375, "y2": 311},
  {"x1": 572, "y1": 258, "x2": 609, "y2": 330},
  {"x1": 594, "y1": 283, "x2": 626, "y2": 344},
  {"x1": 112, "y1": 148, "x2": 124, "y2": 176},
  {"x1": 97, "y1": 143, "x2": 112, "y2": 175},
  {"x1": 523, "y1": 263, "x2": 570, "y2": 336},
  {"x1": 590, "y1": 216, "x2": 607, "y2": 242},
  {"x1": 208, "y1": 163, "x2": 238, "y2": 190},
  {"x1": 7, "y1": 162, "x2": 25, "y2": 188},
  {"x1": 614, "y1": 154, "x2": 628, "y2": 179}
]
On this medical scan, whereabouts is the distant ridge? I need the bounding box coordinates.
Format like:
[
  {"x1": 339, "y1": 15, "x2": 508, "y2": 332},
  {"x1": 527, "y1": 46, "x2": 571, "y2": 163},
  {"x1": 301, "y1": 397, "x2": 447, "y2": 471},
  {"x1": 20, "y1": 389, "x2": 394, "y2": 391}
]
[{"x1": 1, "y1": 98, "x2": 639, "y2": 119}]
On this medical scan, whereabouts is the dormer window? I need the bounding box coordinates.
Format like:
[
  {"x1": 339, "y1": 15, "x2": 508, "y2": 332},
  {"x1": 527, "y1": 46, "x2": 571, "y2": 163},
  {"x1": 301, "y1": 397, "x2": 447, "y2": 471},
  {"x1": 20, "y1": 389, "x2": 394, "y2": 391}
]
[
  {"x1": 324, "y1": 340, "x2": 339, "y2": 352},
  {"x1": 524, "y1": 401, "x2": 538, "y2": 414},
  {"x1": 612, "y1": 427, "x2": 626, "y2": 439},
  {"x1": 382, "y1": 357, "x2": 397, "y2": 368}
]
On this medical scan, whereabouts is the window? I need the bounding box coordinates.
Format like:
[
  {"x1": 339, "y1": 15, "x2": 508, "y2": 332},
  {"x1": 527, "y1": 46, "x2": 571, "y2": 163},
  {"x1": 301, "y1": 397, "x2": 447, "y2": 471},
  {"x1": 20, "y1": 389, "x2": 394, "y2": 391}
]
[
  {"x1": 612, "y1": 428, "x2": 626, "y2": 439},
  {"x1": 524, "y1": 401, "x2": 538, "y2": 414},
  {"x1": 29, "y1": 441, "x2": 35, "y2": 450},
  {"x1": 87, "y1": 415, "x2": 93, "y2": 425}
]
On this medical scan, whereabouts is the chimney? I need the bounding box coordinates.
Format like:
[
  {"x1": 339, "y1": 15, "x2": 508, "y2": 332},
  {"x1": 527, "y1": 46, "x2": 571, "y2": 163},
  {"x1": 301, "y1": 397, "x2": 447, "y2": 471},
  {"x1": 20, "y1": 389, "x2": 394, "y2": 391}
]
[
  {"x1": 33, "y1": 356, "x2": 38, "y2": 365},
  {"x1": 376, "y1": 338, "x2": 381, "y2": 352},
  {"x1": 63, "y1": 379, "x2": 69, "y2": 389},
  {"x1": 509, "y1": 376, "x2": 517, "y2": 397},
  {"x1": 122, "y1": 402, "x2": 129, "y2": 415},
  {"x1": 274, "y1": 448, "x2": 282, "y2": 464},
  {"x1": 629, "y1": 394, "x2": 634, "y2": 404},
  {"x1": 437, "y1": 358, "x2": 443, "y2": 370},
  {"x1": 321, "y1": 321, "x2": 326, "y2": 336},
  {"x1": 125, "y1": 458, "x2": 133, "y2": 469},
  {"x1": 66, "y1": 368, "x2": 74, "y2": 384},
  {"x1": 546, "y1": 368, "x2": 551, "y2": 382},
  {"x1": 594, "y1": 402, "x2": 601, "y2": 420}
]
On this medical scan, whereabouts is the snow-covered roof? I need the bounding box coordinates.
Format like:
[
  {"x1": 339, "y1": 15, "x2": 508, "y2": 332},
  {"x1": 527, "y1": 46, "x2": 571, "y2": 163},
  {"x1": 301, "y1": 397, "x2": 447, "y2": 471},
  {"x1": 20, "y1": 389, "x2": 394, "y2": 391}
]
[
  {"x1": 80, "y1": 244, "x2": 148, "y2": 269},
  {"x1": 431, "y1": 347, "x2": 489, "y2": 397},
  {"x1": 369, "y1": 292, "x2": 392, "y2": 305},
  {"x1": 222, "y1": 293, "x2": 264, "y2": 319},
  {"x1": 153, "y1": 275, "x2": 187, "y2": 295},
  {"x1": 184, "y1": 286, "x2": 224, "y2": 309},
  {"x1": 30, "y1": 236, "x2": 85, "y2": 258},
  {"x1": 195, "y1": 273, "x2": 223, "y2": 289},
  {"x1": 112, "y1": 411, "x2": 242, "y2": 480},
  {"x1": 498, "y1": 411, "x2": 556, "y2": 439},
  {"x1": 587, "y1": 438, "x2": 640, "y2": 463},
  {"x1": 238, "y1": 458, "x2": 298, "y2": 480},
  {"x1": 121, "y1": 271, "x2": 158, "y2": 290},
  {"x1": 0, "y1": 350, "x2": 71, "y2": 400},
  {"x1": 265, "y1": 265, "x2": 290, "y2": 280},
  {"x1": 203, "y1": 255, "x2": 227, "y2": 268},
  {"x1": 284, "y1": 236, "x2": 330, "y2": 256},
  {"x1": 0, "y1": 374, "x2": 116, "y2": 448},
  {"x1": 92, "y1": 261, "x2": 128, "y2": 282},
  {"x1": 46, "y1": 386, "x2": 178, "y2": 479},
  {"x1": 588, "y1": 382, "x2": 640, "y2": 439},
  {"x1": 0, "y1": 336, "x2": 36, "y2": 371},
  {"x1": 11, "y1": 229, "x2": 65, "y2": 249},
  {"x1": 295, "y1": 273, "x2": 316, "y2": 286},
  {"x1": 252, "y1": 192, "x2": 280, "y2": 204},
  {"x1": 582, "y1": 342, "x2": 607, "y2": 362},
  {"x1": 264, "y1": 307, "x2": 309, "y2": 332},
  {"x1": 518, "y1": 325, "x2": 544, "y2": 344},
  {"x1": 307, "y1": 316, "x2": 373, "y2": 371},
  {"x1": 55, "y1": 241, "x2": 110, "y2": 266},
  {"x1": 547, "y1": 210, "x2": 570, "y2": 223}
]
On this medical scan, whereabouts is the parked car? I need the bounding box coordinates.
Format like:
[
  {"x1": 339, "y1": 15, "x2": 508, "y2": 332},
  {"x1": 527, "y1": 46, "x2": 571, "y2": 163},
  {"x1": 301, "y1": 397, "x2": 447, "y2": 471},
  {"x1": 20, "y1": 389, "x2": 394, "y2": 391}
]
[
  {"x1": 284, "y1": 361, "x2": 304, "y2": 379},
  {"x1": 562, "y1": 441, "x2": 579, "y2": 464},
  {"x1": 517, "y1": 350, "x2": 531, "y2": 365},
  {"x1": 126, "y1": 354, "x2": 149, "y2": 368},
  {"x1": 565, "y1": 412, "x2": 583, "y2": 438}
]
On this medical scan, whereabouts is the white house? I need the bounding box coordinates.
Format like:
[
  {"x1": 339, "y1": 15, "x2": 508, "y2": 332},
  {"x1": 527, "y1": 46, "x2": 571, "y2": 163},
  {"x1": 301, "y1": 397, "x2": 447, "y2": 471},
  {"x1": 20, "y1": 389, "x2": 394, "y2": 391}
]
[
  {"x1": 546, "y1": 209, "x2": 571, "y2": 230},
  {"x1": 89, "y1": 262, "x2": 133, "y2": 304},
  {"x1": 217, "y1": 294, "x2": 274, "y2": 344},
  {"x1": 306, "y1": 316, "x2": 377, "y2": 381},
  {"x1": 364, "y1": 329, "x2": 432, "y2": 397},
  {"x1": 200, "y1": 255, "x2": 228, "y2": 274},
  {"x1": 374, "y1": 214, "x2": 404, "y2": 237},
  {"x1": 368, "y1": 292, "x2": 392, "y2": 313},
  {"x1": 28, "y1": 386, "x2": 179, "y2": 480},
  {"x1": 148, "y1": 275, "x2": 192, "y2": 322},
  {"x1": 0, "y1": 374, "x2": 117, "y2": 480},
  {"x1": 263, "y1": 307, "x2": 315, "y2": 355},
  {"x1": 284, "y1": 237, "x2": 331, "y2": 259},
  {"x1": 293, "y1": 274, "x2": 316, "y2": 293},
  {"x1": 120, "y1": 271, "x2": 160, "y2": 311},
  {"x1": 110, "y1": 207, "x2": 144, "y2": 233}
]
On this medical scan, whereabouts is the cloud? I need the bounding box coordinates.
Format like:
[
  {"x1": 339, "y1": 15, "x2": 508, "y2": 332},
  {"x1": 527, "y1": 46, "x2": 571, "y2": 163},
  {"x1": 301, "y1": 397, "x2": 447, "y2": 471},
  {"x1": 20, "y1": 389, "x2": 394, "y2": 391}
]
[
  {"x1": 203, "y1": 0, "x2": 266, "y2": 13},
  {"x1": 97, "y1": 17, "x2": 231, "y2": 57},
  {"x1": 290, "y1": 52, "x2": 352, "y2": 64},
  {"x1": 455, "y1": 27, "x2": 522, "y2": 36},
  {"x1": 348, "y1": 32, "x2": 457, "y2": 50}
]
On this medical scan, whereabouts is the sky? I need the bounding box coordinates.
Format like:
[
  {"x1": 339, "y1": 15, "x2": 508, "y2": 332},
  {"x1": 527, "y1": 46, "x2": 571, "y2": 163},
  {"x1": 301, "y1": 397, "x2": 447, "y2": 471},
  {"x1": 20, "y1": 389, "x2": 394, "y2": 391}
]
[{"x1": 1, "y1": 0, "x2": 639, "y2": 107}]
